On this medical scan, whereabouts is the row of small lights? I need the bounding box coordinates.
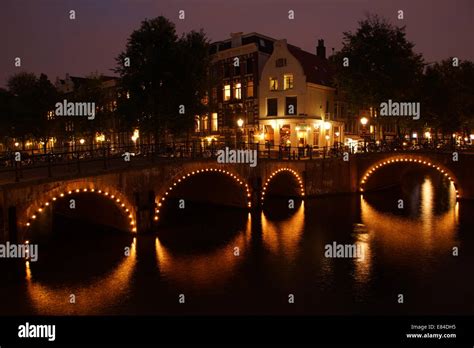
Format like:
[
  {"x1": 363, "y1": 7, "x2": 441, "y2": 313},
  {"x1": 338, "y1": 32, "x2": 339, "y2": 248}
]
[
  {"x1": 154, "y1": 168, "x2": 252, "y2": 221},
  {"x1": 25, "y1": 188, "x2": 137, "y2": 232},
  {"x1": 360, "y1": 158, "x2": 460, "y2": 198},
  {"x1": 261, "y1": 168, "x2": 305, "y2": 203}
]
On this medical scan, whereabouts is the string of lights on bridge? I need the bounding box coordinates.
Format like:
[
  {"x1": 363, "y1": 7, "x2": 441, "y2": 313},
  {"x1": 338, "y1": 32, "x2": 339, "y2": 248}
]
[
  {"x1": 154, "y1": 168, "x2": 252, "y2": 222},
  {"x1": 360, "y1": 157, "x2": 460, "y2": 198},
  {"x1": 25, "y1": 188, "x2": 137, "y2": 232},
  {"x1": 261, "y1": 168, "x2": 305, "y2": 204}
]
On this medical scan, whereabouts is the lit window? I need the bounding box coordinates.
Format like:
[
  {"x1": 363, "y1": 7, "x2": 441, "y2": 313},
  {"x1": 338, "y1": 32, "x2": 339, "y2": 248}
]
[
  {"x1": 224, "y1": 85, "x2": 231, "y2": 101},
  {"x1": 284, "y1": 74, "x2": 294, "y2": 90},
  {"x1": 269, "y1": 77, "x2": 278, "y2": 91},
  {"x1": 195, "y1": 116, "x2": 200, "y2": 132},
  {"x1": 247, "y1": 81, "x2": 254, "y2": 98},
  {"x1": 234, "y1": 83, "x2": 242, "y2": 99},
  {"x1": 211, "y1": 113, "x2": 218, "y2": 131},
  {"x1": 202, "y1": 116, "x2": 208, "y2": 131}
]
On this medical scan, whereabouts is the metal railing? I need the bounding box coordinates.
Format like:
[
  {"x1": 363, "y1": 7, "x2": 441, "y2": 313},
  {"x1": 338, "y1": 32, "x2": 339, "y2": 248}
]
[{"x1": 0, "y1": 140, "x2": 472, "y2": 184}]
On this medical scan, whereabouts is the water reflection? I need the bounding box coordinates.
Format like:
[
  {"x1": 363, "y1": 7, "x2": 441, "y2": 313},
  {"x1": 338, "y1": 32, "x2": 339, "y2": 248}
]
[
  {"x1": 360, "y1": 177, "x2": 457, "y2": 266},
  {"x1": 261, "y1": 201, "x2": 305, "y2": 261},
  {"x1": 25, "y1": 239, "x2": 136, "y2": 315},
  {"x1": 155, "y1": 214, "x2": 251, "y2": 289}
]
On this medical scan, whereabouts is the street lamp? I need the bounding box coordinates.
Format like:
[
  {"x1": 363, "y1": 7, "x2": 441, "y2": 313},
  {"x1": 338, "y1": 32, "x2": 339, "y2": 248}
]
[
  {"x1": 360, "y1": 117, "x2": 369, "y2": 152},
  {"x1": 236, "y1": 119, "x2": 244, "y2": 148},
  {"x1": 79, "y1": 138, "x2": 85, "y2": 145}
]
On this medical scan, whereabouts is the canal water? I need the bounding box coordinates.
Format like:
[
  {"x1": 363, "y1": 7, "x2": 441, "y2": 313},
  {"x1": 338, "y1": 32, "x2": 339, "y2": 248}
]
[{"x1": 1, "y1": 172, "x2": 473, "y2": 315}]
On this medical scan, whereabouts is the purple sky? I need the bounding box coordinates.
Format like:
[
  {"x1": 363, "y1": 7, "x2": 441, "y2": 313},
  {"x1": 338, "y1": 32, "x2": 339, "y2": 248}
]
[{"x1": 1, "y1": 0, "x2": 473, "y2": 88}]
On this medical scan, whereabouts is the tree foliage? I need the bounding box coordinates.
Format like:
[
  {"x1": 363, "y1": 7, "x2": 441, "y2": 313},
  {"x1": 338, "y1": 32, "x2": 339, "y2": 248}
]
[
  {"x1": 115, "y1": 16, "x2": 210, "y2": 140},
  {"x1": 331, "y1": 14, "x2": 424, "y2": 109}
]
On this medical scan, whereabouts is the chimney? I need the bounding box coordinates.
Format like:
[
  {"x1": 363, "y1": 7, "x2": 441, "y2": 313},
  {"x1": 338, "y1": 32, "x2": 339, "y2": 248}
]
[
  {"x1": 230, "y1": 32, "x2": 243, "y2": 48},
  {"x1": 316, "y1": 39, "x2": 326, "y2": 59}
]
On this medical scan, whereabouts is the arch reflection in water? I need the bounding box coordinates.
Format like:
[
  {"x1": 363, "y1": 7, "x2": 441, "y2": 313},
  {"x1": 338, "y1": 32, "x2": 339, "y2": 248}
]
[
  {"x1": 25, "y1": 239, "x2": 136, "y2": 315},
  {"x1": 360, "y1": 177, "x2": 457, "y2": 267},
  {"x1": 261, "y1": 201, "x2": 305, "y2": 261},
  {"x1": 155, "y1": 214, "x2": 251, "y2": 288}
]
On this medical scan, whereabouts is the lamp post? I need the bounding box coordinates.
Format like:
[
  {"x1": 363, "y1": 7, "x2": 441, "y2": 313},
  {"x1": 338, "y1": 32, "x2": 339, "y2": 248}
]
[
  {"x1": 236, "y1": 118, "x2": 244, "y2": 149},
  {"x1": 360, "y1": 117, "x2": 368, "y2": 152}
]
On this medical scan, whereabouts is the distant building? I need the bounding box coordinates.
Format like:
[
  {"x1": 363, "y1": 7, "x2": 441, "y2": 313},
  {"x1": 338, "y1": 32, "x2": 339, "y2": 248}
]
[
  {"x1": 258, "y1": 39, "x2": 344, "y2": 149},
  {"x1": 198, "y1": 32, "x2": 276, "y2": 144},
  {"x1": 53, "y1": 74, "x2": 127, "y2": 150}
]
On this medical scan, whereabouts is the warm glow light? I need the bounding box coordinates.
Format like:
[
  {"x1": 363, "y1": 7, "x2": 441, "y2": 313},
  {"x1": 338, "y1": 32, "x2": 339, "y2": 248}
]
[
  {"x1": 324, "y1": 122, "x2": 331, "y2": 130},
  {"x1": 360, "y1": 117, "x2": 368, "y2": 126},
  {"x1": 131, "y1": 129, "x2": 139, "y2": 142},
  {"x1": 79, "y1": 138, "x2": 85, "y2": 145},
  {"x1": 237, "y1": 118, "x2": 244, "y2": 128},
  {"x1": 424, "y1": 131, "x2": 431, "y2": 139}
]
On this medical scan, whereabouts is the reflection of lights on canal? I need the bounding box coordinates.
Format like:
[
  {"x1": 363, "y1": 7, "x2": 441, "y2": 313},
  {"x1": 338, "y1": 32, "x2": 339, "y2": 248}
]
[
  {"x1": 261, "y1": 201, "x2": 304, "y2": 260},
  {"x1": 360, "y1": 178, "x2": 457, "y2": 264},
  {"x1": 25, "y1": 239, "x2": 136, "y2": 315},
  {"x1": 155, "y1": 214, "x2": 251, "y2": 288}
]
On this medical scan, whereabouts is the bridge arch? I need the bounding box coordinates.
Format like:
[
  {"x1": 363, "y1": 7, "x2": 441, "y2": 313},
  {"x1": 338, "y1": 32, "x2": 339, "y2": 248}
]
[
  {"x1": 360, "y1": 155, "x2": 461, "y2": 198},
  {"x1": 261, "y1": 167, "x2": 305, "y2": 204},
  {"x1": 154, "y1": 167, "x2": 251, "y2": 222},
  {"x1": 24, "y1": 185, "x2": 137, "y2": 235}
]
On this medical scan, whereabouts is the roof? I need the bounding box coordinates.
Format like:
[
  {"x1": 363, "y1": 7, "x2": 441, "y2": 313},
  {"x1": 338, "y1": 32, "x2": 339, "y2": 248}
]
[
  {"x1": 210, "y1": 32, "x2": 276, "y2": 55},
  {"x1": 287, "y1": 45, "x2": 333, "y2": 86}
]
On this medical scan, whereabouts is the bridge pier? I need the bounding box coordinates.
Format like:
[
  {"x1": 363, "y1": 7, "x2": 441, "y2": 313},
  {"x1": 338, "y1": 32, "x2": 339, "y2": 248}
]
[
  {"x1": 250, "y1": 176, "x2": 262, "y2": 212},
  {"x1": 134, "y1": 190, "x2": 156, "y2": 234}
]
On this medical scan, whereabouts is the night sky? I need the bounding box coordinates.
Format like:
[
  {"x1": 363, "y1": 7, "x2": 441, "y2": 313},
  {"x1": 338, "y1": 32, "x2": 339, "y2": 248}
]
[{"x1": 1, "y1": 0, "x2": 473, "y2": 87}]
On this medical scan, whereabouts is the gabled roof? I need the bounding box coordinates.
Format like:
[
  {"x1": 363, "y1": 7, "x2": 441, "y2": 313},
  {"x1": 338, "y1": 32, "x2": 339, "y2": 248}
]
[{"x1": 287, "y1": 45, "x2": 334, "y2": 87}]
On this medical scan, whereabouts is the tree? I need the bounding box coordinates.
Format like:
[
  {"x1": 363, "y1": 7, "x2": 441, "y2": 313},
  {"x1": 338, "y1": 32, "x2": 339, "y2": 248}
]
[
  {"x1": 331, "y1": 14, "x2": 424, "y2": 138},
  {"x1": 115, "y1": 16, "x2": 210, "y2": 142},
  {"x1": 7, "y1": 72, "x2": 58, "y2": 149},
  {"x1": 421, "y1": 59, "x2": 474, "y2": 138}
]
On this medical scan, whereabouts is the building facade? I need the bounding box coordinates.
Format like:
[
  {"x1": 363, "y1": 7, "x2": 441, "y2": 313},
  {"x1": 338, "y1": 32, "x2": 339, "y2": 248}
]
[
  {"x1": 258, "y1": 39, "x2": 344, "y2": 150},
  {"x1": 196, "y1": 32, "x2": 276, "y2": 145}
]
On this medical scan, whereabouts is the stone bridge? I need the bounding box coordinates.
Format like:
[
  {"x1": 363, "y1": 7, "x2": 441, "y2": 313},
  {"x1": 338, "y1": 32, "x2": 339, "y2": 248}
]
[{"x1": 1, "y1": 151, "x2": 472, "y2": 241}]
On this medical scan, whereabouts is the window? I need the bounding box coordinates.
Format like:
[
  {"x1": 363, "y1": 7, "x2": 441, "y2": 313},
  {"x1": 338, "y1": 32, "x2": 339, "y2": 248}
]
[
  {"x1": 284, "y1": 74, "x2": 294, "y2": 90},
  {"x1": 276, "y1": 58, "x2": 287, "y2": 67},
  {"x1": 247, "y1": 81, "x2": 254, "y2": 98},
  {"x1": 211, "y1": 113, "x2": 218, "y2": 131},
  {"x1": 224, "y1": 85, "x2": 231, "y2": 101},
  {"x1": 313, "y1": 127, "x2": 320, "y2": 146},
  {"x1": 246, "y1": 58, "x2": 253, "y2": 74},
  {"x1": 211, "y1": 87, "x2": 217, "y2": 101},
  {"x1": 267, "y1": 98, "x2": 277, "y2": 116},
  {"x1": 234, "y1": 83, "x2": 242, "y2": 99},
  {"x1": 286, "y1": 97, "x2": 297, "y2": 115},
  {"x1": 195, "y1": 116, "x2": 200, "y2": 132},
  {"x1": 234, "y1": 64, "x2": 241, "y2": 76},
  {"x1": 202, "y1": 115, "x2": 208, "y2": 131},
  {"x1": 224, "y1": 65, "x2": 230, "y2": 78},
  {"x1": 269, "y1": 77, "x2": 278, "y2": 91}
]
